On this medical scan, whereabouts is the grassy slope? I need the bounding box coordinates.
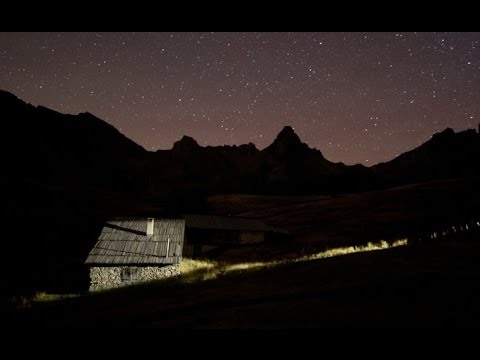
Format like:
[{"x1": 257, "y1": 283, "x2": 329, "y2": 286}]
[
  {"x1": 208, "y1": 177, "x2": 480, "y2": 257},
  {"x1": 9, "y1": 177, "x2": 480, "y2": 328},
  {"x1": 11, "y1": 239, "x2": 480, "y2": 329}
]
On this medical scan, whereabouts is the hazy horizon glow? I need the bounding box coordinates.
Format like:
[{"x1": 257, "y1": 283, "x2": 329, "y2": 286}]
[{"x1": 1, "y1": 32, "x2": 479, "y2": 165}]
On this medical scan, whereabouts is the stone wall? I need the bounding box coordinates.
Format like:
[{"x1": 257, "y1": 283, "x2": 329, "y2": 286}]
[{"x1": 89, "y1": 264, "x2": 180, "y2": 291}]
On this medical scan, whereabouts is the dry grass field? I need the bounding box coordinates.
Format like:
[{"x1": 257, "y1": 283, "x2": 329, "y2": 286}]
[
  {"x1": 9, "y1": 238, "x2": 480, "y2": 329},
  {"x1": 7, "y1": 177, "x2": 480, "y2": 329},
  {"x1": 207, "y1": 177, "x2": 480, "y2": 260}
]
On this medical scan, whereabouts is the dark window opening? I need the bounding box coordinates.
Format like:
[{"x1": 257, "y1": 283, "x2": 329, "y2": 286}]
[{"x1": 121, "y1": 268, "x2": 139, "y2": 282}]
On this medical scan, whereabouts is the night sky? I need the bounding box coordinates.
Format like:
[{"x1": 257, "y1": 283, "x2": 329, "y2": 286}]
[{"x1": 1, "y1": 32, "x2": 479, "y2": 165}]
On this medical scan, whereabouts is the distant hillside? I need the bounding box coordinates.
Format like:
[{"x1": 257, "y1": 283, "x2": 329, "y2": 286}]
[
  {"x1": 372, "y1": 127, "x2": 480, "y2": 186},
  {"x1": 0, "y1": 90, "x2": 146, "y2": 193}
]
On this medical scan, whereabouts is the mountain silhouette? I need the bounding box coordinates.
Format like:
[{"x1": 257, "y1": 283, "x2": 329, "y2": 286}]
[
  {"x1": 0, "y1": 90, "x2": 149, "y2": 296},
  {"x1": 2, "y1": 89, "x2": 479, "y2": 204},
  {"x1": 146, "y1": 124, "x2": 377, "y2": 199},
  {"x1": 373, "y1": 127, "x2": 480, "y2": 186},
  {"x1": 172, "y1": 135, "x2": 201, "y2": 153},
  {"x1": 265, "y1": 125, "x2": 307, "y2": 155},
  {"x1": 2, "y1": 89, "x2": 480, "y2": 202},
  {"x1": 0, "y1": 90, "x2": 145, "y2": 193},
  {"x1": 1, "y1": 89, "x2": 479, "y2": 297}
]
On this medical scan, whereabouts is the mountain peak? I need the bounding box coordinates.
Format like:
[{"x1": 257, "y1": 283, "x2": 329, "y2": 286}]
[
  {"x1": 433, "y1": 127, "x2": 455, "y2": 137},
  {"x1": 264, "y1": 126, "x2": 307, "y2": 155},
  {"x1": 272, "y1": 126, "x2": 303, "y2": 147},
  {"x1": 276, "y1": 126, "x2": 300, "y2": 143},
  {"x1": 172, "y1": 135, "x2": 200, "y2": 152}
]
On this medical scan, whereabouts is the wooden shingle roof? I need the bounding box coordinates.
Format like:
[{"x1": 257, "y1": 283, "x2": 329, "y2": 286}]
[{"x1": 85, "y1": 218, "x2": 185, "y2": 265}]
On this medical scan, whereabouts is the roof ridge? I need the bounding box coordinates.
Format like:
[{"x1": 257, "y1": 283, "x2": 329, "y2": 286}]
[{"x1": 105, "y1": 223, "x2": 147, "y2": 236}]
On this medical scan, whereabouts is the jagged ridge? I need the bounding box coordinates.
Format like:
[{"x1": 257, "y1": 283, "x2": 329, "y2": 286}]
[{"x1": 1, "y1": 89, "x2": 479, "y2": 199}]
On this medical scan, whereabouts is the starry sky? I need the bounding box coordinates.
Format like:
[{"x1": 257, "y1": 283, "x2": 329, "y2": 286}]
[{"x1": 0, "y1": 32, "x2": 479, "y2": 165}]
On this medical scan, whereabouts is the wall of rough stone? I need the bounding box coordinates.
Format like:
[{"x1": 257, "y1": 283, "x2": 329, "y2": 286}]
[{"x1": 89, "y1": 264, "x2": 180, "y2": 291}]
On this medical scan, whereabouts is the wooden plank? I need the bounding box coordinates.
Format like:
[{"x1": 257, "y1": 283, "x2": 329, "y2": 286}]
[{"x1": 166, "y1": 237, "x2": 171, "y2": 258}]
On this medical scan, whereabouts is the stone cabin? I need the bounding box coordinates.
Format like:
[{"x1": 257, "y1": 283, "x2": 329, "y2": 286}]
[{"x1": 85, "y1": 217, "x2": 184, "y2": 291}]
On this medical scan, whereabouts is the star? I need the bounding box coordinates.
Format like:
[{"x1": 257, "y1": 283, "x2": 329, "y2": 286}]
[{"x1": 0, "y1": 32, "x2": 479, "y2": 165}]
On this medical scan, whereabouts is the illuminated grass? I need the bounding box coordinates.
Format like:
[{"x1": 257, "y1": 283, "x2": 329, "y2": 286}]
[
  {"x1": 179, "y1": 239, "x2": 409, "y2": 282},
  {"x1": 296, "y1": 239, "x2": 408, "y2": 263},
  {"x1": 23, "y1": 239, "x2": 409, "y2": 303},
  {"x1": 179, "y1": 258, "x2": 217, "y2": 273},
  {"x1": 14, "y1": 292, "x2": 79, "y2": 308},
  {"x1": 179, "y1": 258, "x2": 220, "y2": 282},
  {"x1": 224, "y1": 262, "x2": 269, "y2": 272},
  {"x1": 32, "y1": 292, "x2": 79, "y2": 302}
]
